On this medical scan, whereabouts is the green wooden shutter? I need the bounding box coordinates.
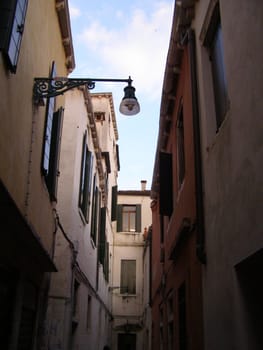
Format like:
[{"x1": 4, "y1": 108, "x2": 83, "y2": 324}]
[
  {"x1": 117, "y1": 205, "x2": 123, "y2": 232},
  {"x1": 136, "y1": 205, "x2": 141, "y2": 232},
  {"x1": 104, "y1": 242, "x2": 109, "y2": 281},
  {"x1": 111, "y1": 185, "x2": 118, "y2": 221},
  {"x1": 46, "y1": 107, "x2": 63, "y2": 201},
  {"x1": 91, "y1": 176, "x2": 98, "y2": 244},
  {"x1": 99, "y1": 207, "x2": 106, "y2": 265}
]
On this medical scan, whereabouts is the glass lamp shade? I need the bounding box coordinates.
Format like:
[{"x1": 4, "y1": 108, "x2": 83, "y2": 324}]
[{"x1": 119, "y1": 85, "x2": 140, "y2": 115}]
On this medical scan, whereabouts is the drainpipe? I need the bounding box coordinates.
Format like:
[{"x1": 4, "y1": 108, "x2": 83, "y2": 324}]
[{"x1": 187, "y1": 29, "x2": 206, "y2": 264}]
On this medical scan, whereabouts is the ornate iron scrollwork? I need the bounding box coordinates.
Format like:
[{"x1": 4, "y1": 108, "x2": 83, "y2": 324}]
[{"x1": 33, "y1": 77, "x2": 97, "y2": 102}]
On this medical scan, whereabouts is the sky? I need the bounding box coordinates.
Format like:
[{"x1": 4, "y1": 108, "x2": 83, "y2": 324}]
[{"x1": 68, "y1": 0, "x2": 174, "y2": 190}]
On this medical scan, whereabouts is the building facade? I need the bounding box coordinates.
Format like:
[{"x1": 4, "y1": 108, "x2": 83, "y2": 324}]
[
  {"x1": 0, "y1": 1, "x2": 74, "y2": 348},
  {"x1": 112, "y1": 183, "x2": 152, "y2": 350},
  {"x1": 151, "y1": 0, "x2": 263, "y2": 349},
  {"x1": 150, "y1": 2, "x2": 204, "y2": 349},
  {"x1": 192, "y1": 1, "x2": 263, "y2": 349},
  {"x1": 46, "y1": 90, "x2": 120, "y2": 350}
]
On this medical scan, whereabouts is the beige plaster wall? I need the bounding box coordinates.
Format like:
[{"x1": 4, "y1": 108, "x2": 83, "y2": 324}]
[
  {"x1": 192, "y1": 1, "x2": 263, "y2": 349},
  {"x1": 0, "y1": 0, "x2": 70, "y2": 253}
]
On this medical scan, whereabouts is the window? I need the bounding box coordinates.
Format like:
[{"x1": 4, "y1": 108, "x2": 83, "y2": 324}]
[
  {"x1": 159, "y1": 152, "x2": 173, "y2": 217},
  {"x1": 117, "y1": 204, "x2": 141, "y2": 232},
  {"x1": 0, "y1": 0, "x2": 28, "y2": 73},
  {"x1": 111, "y1": 185, "x2": 118, "y2": 221},
  {"x1": 118, "y1": 333, "x2": 136, "y2": 350},
  {"x1": 90, "y1": 176, "x2": 100, "y2": 245},
  {"x1": 94, "y1": 112, "x2": 105, "y2": 122},
  {"x1": 123, "y1": 205, "x2": 136, "y2": 232},
  {"x1": 177, "y1": 105, "x2": 185, "y2": 187},
  {"x1": 120, "y1": 259, "x2": 136, "y2": 294},
  {"x1": 42, "y1": 62, "x2": 63, "y2": 201},
  {"x1": 203, "y1": 2, "x2": 228, "y2": 130},
  {"x1": 99, "y1": 207, "x2": 109, "y2": 280},
  {"x1": 79, "y1": 131, "x2": 93, "y2": 221}
]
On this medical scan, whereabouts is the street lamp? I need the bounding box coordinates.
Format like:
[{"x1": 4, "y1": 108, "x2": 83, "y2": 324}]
[{"x1": 33, "y1": 75, "x2": 140, "y2": 116}]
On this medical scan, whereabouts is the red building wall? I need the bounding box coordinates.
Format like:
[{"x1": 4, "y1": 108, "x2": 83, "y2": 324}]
[{"x1": 151, "y1": 44, "x2": 203, "y2": 350}]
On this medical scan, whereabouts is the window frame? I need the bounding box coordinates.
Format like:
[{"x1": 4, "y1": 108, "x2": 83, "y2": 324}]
[
  {"x1": 201, "y1": 1, "x2": 229, "y2": 131},
  {"x1": 117, "y1": 204, "x2": 141, "y2": 233},
  {"x1": 177, "y1": 104, "x2": 185, "y2": 187},
  {"x1": 41, "y1": 62, "x2": 64, "y2": 201},
  {"x1": 78, "y1": 131, "x2": 93, "y2": 221},
  {"x1": 90, "y1": 176, "x2": 101, "y2": 246},
  {"x1": 0, "y1": 0, "x2": 28, "y2": 73},
  {"x1": 120, "y1": 259, "x2": 136, "y2": 295}
]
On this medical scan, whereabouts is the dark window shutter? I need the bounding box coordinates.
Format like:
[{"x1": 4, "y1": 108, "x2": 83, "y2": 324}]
[
  {"x1": 91, "y1": 178, "x2": 100, "y2": 245},
  {"x1": 111, "y1": 185, "x2": 118, "y2": 221},
  {"x1": 135, "y1": 205, "x2": 141, "y2": 232},
  {"x1": 42, "y1": 62, "x2": 56, "y2": 176},
  {"x1": 159, "y1": 152, "x2": 173, "y2": 216},
  {"x1": 79, "y1": 131, "x2": 93, "y2": 221},
  {"x1": 117, "y1": 204, "x2": 123, "y2": 232},
  {"x1": 79, "y1": 132, "x2": 87, "y2": 209},
  {"x1": 46, "y1": 107, "x2": 63, "y2": 201},
  {"x1": 0, "y1": 0, "x2": 28, "y2": 73},
  {"x1": 104, "y1": 242, "x2": 109, "y2": 281},
  {"x1": 0, "y1": 0, "x2": 16, "y2": 50},
  {"x1": 99, "y1": 207, "x2": 106, "y2": 265}
]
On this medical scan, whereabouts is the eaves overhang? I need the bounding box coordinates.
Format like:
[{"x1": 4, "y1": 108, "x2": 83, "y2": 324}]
[
  {"x1": 55, "y1": 0, "x2": 75, "y2": 73},
  {"x1": 91, "y1": 92, "x2": 119, "y2": 141},
  {"x1": 150, "y1": 0, "x2": 196, "y2": 199},
  {"x1": 82, "y1": 89, "x2": 107, "y2": 205}
]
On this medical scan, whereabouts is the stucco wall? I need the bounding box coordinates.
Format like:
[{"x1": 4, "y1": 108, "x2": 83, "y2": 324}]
[
  {"x1": 0, "y1": 0, "x2": 69, "y2": 253},
  {"x1": 193, "y1": 0, "x2": 263, "y2": 348}
]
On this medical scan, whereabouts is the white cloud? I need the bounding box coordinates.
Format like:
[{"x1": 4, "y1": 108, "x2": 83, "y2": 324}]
[
  {"x1": 69, "y1": 3, "x2": 81, "y2": 19},
  {"x1": 77, "y1": 2, "x2": 174, "y2": 102}
]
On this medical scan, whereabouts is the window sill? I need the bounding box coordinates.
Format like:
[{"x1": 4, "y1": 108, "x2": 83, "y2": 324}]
[{"x1": 119, "y1": 293, "x2": 137, "y2": 299}]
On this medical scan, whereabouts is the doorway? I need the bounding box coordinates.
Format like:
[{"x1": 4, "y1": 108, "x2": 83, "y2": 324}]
[{"x1": 118, "y1": 333, "x2": 136, "y2": 350}]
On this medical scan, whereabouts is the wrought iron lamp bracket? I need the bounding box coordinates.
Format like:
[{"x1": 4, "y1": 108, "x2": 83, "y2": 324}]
[{"x1": 33, "y1": 76, "x2": 132, "y2": 102}]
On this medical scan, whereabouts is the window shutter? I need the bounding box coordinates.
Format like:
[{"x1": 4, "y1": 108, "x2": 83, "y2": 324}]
[
  {"x1": 136, "y1": 205, "x2": 141, "y2": 232},
  {"x1": 117, "y1": 204, "x2": 122, "y2": 232},
  {"x1": 104, "y1": 242, "x2": 109, "y2": 281},
  {"x1": 159, "y1": 152, "x2": 173, "y2": 216},
  {"x1": 0, "y1": 0, "x2": 28, "y2": 73},
  {"x1": 111, "y1": 185, "x2": 118, "y2": 221},
  {"x1": 0, "y1": 0, "x2": 16, "y2": 50},
  {"x1": 78, "y1": 131, "x2": 93, "y2": 221},
  {"x1": 85, "y1": 151, "x2": 93, "y2": 220},
  {"x1": 99, "y1": 207, "x2": 106, "y2": 265},
  {"x1": 46, "y1": 107, "x2": 63, "y2": 201},
  {"x1": 121, "y1": 260, "x2": 136, "y2": 294},
  {"x1": 79, "y1": 132, "x2": 87, "y2": 209},
  {"x1": 90, "y1": 177, "x2": 97, "y2": 244},
  {"x1": 91, "y1": 180, "x2": 100, "y2": 245},
  {"x1": 42, "y1": 62, "x2": 56, "y2": 176}
]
